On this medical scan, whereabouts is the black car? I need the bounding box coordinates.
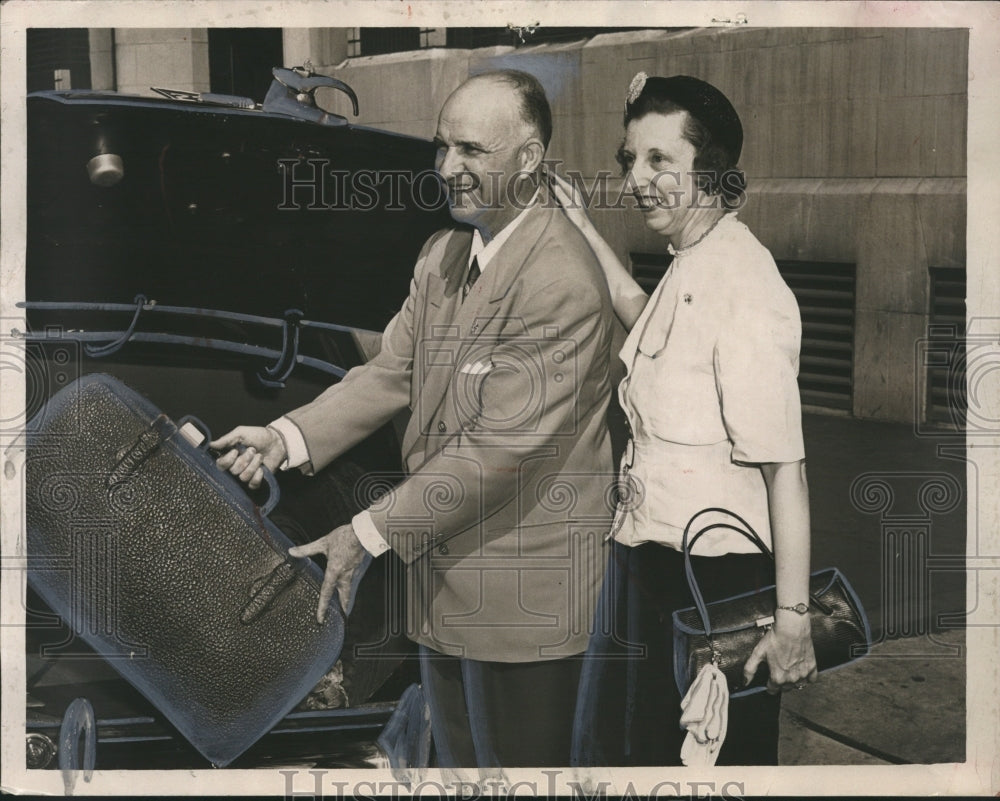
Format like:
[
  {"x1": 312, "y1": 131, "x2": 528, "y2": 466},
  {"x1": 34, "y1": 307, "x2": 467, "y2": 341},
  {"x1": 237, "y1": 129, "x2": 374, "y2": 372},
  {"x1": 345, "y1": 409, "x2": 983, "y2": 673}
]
[{"x1": 22, "y1": 67, "x2": 452, "y2": 771}]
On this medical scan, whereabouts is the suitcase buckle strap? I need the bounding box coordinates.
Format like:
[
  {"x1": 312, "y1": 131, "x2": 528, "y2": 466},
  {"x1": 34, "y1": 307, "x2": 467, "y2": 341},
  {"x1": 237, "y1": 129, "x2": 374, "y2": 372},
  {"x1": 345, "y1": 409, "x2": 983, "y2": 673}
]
[
  {"x1": 106, "y1": 415, "x2": 171, "y2": 491},
  {"x1": 240, "y1": 558, "x2": 304, "y2": 624}
]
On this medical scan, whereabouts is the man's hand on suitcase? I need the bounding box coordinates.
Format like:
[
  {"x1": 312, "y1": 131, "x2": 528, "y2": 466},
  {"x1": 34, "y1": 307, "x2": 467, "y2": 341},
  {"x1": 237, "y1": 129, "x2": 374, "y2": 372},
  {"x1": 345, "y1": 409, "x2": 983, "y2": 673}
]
[
  {"x1": 211, "y1": 426, "x2": 288, "y2": 489},
  {"x1": 288, "y1": 524, "x2": 367, "y2": 623}
]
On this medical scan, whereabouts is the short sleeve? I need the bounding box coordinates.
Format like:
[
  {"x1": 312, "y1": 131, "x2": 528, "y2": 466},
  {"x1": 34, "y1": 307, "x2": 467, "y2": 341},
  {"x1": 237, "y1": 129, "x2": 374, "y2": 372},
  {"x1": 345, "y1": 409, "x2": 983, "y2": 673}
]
[{"x1": 714, "y1": 264, "x2": 806, "y2": 464}]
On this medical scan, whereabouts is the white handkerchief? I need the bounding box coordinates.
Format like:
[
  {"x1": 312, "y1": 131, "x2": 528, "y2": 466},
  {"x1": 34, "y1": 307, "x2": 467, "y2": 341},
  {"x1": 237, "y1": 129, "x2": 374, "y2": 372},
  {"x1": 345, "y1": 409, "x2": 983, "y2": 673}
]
[
  {"x1": 458, "y1": 359, "x2": 493, "y2": 375},
  {"x1": 679, "y1": 662, "x2": 729, "y2": 767}
]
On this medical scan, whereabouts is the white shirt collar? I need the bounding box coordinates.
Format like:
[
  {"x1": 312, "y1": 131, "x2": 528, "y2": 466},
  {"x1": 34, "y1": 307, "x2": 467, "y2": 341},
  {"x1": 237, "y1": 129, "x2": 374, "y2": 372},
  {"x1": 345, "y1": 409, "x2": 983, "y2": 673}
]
[{"x1": 468, "y1": 188, "x2": 540, "y2": 271}]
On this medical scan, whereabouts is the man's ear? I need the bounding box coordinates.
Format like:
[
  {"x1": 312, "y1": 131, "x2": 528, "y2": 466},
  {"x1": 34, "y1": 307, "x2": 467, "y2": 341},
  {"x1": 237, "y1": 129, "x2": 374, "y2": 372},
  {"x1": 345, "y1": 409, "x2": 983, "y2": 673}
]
[{"x1": 519, "y1": 138, "x2": 545, "y2": 173}]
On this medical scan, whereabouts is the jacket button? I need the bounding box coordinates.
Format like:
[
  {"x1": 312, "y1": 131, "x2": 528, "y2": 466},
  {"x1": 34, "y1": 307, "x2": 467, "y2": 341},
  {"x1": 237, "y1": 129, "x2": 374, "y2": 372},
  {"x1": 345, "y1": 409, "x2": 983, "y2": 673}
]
[
  {"x1": 438, "y1": 544, "x2": 449, "y2": 555},
  {"x1": 437, "y1": 421, "x2": 447, "y2": 432}
]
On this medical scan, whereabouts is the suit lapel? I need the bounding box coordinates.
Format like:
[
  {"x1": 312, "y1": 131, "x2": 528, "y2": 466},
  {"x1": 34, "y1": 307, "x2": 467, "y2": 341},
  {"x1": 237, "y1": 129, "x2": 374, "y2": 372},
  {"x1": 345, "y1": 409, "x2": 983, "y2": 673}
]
[
  {"x1": 427, "y1": 228, "x2": 473, "y2": 310},
  {"x1": 415, "y1": 198, "x2": 555, "y2": 443},
  {"x1": 414, "y1": 228, "x2": 472, "y2": 441},
  {"x1": 472, "y1": 194, "x2": 554, "y2": 307},
  {"x1": 450, "y1": 196, "x2": 554, "y2": 334}
]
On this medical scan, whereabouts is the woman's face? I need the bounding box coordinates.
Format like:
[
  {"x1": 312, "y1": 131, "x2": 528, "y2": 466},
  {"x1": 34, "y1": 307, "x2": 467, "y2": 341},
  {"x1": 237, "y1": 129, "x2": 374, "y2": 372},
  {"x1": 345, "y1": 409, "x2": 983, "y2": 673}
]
[{"x1": 620, "y1": 110, "x2": 705, "y2": 240}]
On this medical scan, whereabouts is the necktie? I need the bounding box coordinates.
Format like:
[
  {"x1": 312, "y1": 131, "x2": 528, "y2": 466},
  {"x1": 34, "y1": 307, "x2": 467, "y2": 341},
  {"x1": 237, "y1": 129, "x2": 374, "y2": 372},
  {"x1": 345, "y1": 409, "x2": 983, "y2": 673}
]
[{"x1": 463, "y1": 256, "x2": 481, "y2": 301}]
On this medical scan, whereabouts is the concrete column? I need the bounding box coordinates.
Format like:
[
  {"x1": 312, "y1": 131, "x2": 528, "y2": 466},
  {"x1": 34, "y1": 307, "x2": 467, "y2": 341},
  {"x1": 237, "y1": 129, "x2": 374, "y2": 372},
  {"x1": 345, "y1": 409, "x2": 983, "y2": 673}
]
[
  {"x1": 113, "y1": 28, "x2": 210, "y2": 96},
  {"x1": 88, "y1": 29, "x2": 115, "y2": 91},
  {"x1": 282, "y1": 29, "x2": 350, "y2": 71},
  {"x1": 851, "y1": 180, "x2": 965, "y2": 423}
]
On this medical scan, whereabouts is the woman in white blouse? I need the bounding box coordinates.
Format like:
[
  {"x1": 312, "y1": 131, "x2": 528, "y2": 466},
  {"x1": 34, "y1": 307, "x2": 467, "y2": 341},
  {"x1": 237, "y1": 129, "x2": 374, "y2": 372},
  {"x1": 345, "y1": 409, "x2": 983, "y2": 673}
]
[{"x1": 553, "y1": 74, "x2": 817, "y2": 766}]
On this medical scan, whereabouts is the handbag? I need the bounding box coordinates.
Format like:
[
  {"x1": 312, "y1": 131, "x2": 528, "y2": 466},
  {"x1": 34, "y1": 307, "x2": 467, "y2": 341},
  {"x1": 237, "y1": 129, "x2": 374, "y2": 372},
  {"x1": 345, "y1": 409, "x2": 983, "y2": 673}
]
[
  {"x1": 672, "y1": 507, "x2": 871, "y2": 698},
  {"x1": 26, "y1": 374, "x2": 352, "y2": 766}
]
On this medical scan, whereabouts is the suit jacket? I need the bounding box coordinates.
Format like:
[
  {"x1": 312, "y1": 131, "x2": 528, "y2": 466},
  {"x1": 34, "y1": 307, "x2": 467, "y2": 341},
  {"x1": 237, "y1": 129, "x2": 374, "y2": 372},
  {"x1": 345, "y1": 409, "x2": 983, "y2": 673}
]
[{"x1": 286, "y1": 194, "x2": 616, "y2": 661}]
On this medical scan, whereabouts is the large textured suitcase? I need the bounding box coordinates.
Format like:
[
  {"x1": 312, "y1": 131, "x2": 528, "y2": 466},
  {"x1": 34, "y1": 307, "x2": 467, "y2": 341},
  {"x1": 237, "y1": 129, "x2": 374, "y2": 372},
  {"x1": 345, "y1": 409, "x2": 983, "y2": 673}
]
[{"x1": 25, "y1": 373, "x2": 351, "y2": 766}]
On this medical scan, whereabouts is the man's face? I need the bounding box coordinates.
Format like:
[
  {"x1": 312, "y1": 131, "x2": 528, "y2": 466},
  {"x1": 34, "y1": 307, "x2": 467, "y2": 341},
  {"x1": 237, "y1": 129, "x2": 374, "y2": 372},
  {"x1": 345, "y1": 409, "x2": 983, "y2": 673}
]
[{"x1": 434, "y1": 79, "x2": 533, "y2": 235}]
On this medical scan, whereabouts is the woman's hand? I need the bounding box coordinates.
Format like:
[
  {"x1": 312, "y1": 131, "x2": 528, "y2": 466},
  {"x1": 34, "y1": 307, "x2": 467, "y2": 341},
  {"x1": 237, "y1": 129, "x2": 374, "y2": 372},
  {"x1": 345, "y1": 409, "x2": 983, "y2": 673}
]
[
  {"x1": 546, "y1": 167, "x2": 649, "y2": 330},
  {"x1": 755, "y1": 460, "x2": 817, "y2": 692},
  {"x1": 743, "y1": 609, "x2": 818, "y2": 693},
  {"x1": 547, "y1": 169, "x2": 598, "y2": 236}
]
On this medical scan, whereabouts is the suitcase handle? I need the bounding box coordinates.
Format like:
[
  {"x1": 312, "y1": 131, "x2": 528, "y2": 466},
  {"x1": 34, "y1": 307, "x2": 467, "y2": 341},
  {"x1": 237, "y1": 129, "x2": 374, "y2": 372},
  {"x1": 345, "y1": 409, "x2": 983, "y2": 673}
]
[
  {"x1": 207, "y1": 445, "x2": 281, "y2": 518},
  {"x1": 179, "y1": 415, "x2": 282, "y2": 517},
  {"x1": 231, "y1": 448, "x2": 280, "y2": 517}
]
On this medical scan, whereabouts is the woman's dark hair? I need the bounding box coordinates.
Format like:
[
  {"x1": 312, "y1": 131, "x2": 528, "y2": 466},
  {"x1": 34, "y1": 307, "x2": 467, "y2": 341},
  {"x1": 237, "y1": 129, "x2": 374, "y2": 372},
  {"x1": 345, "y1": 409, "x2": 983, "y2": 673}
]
[{"x1": 621, "y1": 76, "x2": 747, "y2": 209}]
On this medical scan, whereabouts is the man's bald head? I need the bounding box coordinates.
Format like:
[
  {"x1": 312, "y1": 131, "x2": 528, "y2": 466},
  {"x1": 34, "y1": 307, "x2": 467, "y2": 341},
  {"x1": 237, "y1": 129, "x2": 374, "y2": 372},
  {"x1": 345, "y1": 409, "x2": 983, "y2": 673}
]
[{"x1": 453, "y1": 70, "x2": 552, "y2": 150}]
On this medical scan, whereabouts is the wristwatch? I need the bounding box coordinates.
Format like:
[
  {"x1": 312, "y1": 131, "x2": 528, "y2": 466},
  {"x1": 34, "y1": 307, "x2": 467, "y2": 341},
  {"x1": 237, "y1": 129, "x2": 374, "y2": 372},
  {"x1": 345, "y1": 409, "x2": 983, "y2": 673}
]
[{"x1": 777, "y1": 602, "x2": 810, "y2": 615}]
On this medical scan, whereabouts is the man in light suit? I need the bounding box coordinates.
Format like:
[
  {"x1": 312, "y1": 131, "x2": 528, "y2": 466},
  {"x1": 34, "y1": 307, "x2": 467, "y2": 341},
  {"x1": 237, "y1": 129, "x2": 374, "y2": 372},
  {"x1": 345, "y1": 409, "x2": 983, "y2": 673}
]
[{"x1": 213, "y1": 70, "x2": 615, "y2": 767}]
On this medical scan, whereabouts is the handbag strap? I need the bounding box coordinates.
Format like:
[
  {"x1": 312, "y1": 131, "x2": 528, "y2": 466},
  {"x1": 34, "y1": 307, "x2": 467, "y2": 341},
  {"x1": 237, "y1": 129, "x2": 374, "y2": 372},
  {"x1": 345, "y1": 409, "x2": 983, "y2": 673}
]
[{"x1": 681, "y1": 507, "x2": 774, "y2": 641}]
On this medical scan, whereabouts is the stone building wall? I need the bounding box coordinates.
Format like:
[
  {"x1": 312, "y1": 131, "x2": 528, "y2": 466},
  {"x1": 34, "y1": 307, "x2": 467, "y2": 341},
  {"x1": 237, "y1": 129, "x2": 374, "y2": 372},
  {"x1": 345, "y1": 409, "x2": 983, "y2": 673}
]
[{"x1": 91, "y1": 26, "x2": 968, "y2": 423}]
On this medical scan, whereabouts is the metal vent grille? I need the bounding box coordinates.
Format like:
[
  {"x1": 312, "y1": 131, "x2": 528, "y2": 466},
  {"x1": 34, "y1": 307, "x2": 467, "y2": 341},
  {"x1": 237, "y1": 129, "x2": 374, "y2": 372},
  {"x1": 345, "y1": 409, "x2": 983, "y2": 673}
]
[
  {"x1": 775, "y1": 260, "x2": 856, "y2": 412},
  {"x1": 629, "y1": 251, "x2": 674, "y2": 295},
  {"x1": 26, "y1": 29, "x2": 91, "y2": 93},
  {"x1": 628, "y1": 254, "x2": 856, "y2": 412},
  {"x1": 927, "y1": 266, "x2": 966, "y2": 426}
]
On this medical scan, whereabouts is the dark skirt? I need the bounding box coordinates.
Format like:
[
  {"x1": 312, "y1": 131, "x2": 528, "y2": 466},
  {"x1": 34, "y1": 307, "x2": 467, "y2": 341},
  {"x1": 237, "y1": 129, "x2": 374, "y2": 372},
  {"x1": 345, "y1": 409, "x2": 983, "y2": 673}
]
[{"x1": 571, "y1": 540, "x2": 781, "y2": 766}]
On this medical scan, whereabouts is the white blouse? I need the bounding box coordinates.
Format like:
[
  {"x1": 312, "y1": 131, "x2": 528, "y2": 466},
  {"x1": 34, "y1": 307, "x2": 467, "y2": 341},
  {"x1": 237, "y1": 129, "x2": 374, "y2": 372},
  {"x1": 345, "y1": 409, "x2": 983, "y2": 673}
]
[{"x1": 613, "y1": 213, "x2": 805, "y2": 555}]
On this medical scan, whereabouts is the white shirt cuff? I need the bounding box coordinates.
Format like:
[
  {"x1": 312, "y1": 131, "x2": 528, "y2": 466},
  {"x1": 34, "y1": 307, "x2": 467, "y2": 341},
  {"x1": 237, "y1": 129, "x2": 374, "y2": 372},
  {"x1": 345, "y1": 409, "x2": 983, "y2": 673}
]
[
  {"x1": 267, "y1": 417, "x2": 310, "y2": 471},
  {"x1": 352, "y1": 510, "x2": 390, "y2": 556}
]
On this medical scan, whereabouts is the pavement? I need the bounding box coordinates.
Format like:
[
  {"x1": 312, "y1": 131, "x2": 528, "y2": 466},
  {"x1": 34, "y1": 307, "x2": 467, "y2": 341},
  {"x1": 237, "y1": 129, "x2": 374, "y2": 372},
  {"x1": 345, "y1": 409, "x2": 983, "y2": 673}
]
[
  {"x1": 779, "y1": 628, "x2": 965, "y2": 765},
  {"x1": 777, "y1": 411, "x2": 967, "y2": 765}
]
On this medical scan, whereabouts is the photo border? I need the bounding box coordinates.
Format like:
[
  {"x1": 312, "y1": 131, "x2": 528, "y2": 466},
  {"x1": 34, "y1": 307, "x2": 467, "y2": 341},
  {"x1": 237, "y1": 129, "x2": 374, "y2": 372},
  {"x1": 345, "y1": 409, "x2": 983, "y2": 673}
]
[{"x1": 2, "y1": 1, "x2": 997, "y2": 796}]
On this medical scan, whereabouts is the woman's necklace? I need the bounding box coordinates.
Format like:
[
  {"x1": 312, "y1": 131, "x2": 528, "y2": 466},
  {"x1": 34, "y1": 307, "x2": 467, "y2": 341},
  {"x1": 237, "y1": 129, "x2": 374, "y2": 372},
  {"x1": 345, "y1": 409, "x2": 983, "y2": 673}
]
[{"x1": 667, "y1": 213, "x2": 727, "y2": 257}]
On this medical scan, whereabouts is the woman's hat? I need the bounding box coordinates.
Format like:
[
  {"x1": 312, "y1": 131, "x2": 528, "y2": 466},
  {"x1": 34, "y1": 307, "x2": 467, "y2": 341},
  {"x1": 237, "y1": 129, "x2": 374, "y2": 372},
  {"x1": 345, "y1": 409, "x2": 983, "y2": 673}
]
[{"x1": 625, "y1": 72, "x2": 743, "y2": 163}]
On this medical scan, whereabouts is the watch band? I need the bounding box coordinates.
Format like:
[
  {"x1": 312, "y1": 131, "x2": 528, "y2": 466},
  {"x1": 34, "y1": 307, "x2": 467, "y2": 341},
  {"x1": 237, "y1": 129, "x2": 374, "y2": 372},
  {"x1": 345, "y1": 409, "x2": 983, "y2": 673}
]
[{"x1": 777, "y1": 602, "x2": 810, "y2": 615}]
